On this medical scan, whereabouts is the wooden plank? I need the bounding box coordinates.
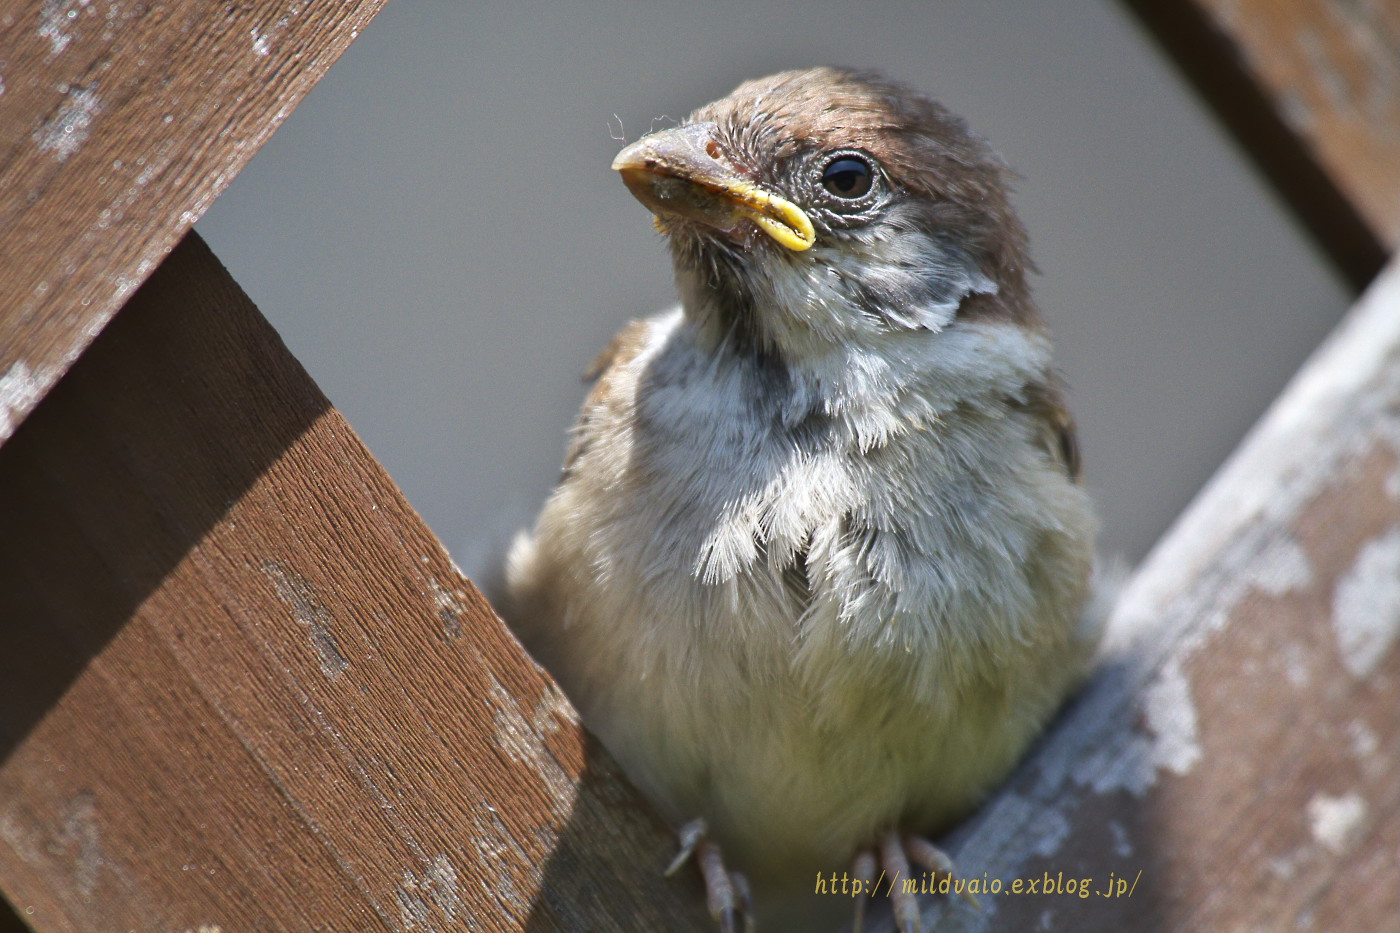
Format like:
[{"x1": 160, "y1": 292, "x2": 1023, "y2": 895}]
[
  {"x1": 1124, "y1": 0, "x2": 1399, "y2": 289},
  {"x1": 906, "y1": 259, "x2": 1400, "y2": 931},
  {"x1": 0, "y1": 232, "x2": 711, "y2": 932},
  {"x1": 0, "y1": 0, "x2": 388, "y2": 450}
]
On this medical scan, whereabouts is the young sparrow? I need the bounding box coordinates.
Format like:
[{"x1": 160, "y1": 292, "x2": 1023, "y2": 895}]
[{"x1": 504, "y1": 67, "x2": 1102, "y2": 932}]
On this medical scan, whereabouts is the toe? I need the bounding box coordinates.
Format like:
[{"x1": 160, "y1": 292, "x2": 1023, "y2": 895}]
[
  {"x1": 851, "y1": 848, "x2": 877, "y2": 933},
  {"x1": 880, "y1": 830, "x2": 923, "y2": 933},
  {"x1": 906, "y1": 834, "x2": 980, "y2": 910},
  {"x1": 666, "y1": 817, "x2": 708, "y2": 876},
  {"x1": 696, "y1": 836, "x2": 754, "y2": 933}
]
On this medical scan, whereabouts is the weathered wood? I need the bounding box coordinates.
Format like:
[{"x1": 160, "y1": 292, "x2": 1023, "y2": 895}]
[
  {"x1": 900, "y1": 260, "x2": 1400, "y2": 931},
  {"x1": 1124, "y1": 0, "x2": 1399, "y2": 289},
  {"x1": 0, "y1": 0, "x2": 387, "y2": 450},
  {"x1": 0, "y1": 232, "x2": 711, "y2": 932}
]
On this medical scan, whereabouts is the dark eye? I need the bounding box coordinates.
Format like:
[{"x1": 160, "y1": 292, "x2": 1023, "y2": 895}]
[{"x1": 820, "y1": 156, "x2": 873, "y2": 199}]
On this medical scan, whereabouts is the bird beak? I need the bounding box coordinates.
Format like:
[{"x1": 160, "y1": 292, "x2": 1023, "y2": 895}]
[{"x1": 612, "y1": 123, "x2": 815, "y2": 251}]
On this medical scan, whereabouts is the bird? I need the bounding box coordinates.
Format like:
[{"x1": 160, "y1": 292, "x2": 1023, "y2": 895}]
[{"x1": 502, "y1": 66, "x2": 1104, "y2": 932}]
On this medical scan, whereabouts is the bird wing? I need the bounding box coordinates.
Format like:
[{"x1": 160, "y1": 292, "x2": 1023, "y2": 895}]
[
  {"x1": 1015, "y1": 378, "x2": 1082, "y2": 482},
  {"x1": 560, "y1": 318, "x2": 653, "y2": 479}
]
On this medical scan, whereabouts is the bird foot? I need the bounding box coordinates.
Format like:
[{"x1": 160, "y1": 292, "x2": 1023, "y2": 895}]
[
  {"x1": 666, "y1": 818, "x2": 754, "y2": 933},
  {"x1": 851, "y1": 832, "x2": 980, "y2": 933}
]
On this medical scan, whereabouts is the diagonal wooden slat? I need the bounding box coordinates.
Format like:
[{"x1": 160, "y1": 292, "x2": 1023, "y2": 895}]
[
  {"x1": 1124, "y1": 0, "x2": 1399, "y2": 289},
  {"x1": 0, "y1": 0, "x2": 387, "y2": 449},
  {"x1": 0, "y1": 232, "x2": 711, "y2": 932}
]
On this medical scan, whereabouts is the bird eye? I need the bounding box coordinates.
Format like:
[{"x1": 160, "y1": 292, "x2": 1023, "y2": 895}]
[{"x1": 820, "y1": 155, "x2": 874, "y2": 200}]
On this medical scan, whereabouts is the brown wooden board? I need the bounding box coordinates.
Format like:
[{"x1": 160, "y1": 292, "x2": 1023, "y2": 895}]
[
  {"x1": 902, "y1": 260, "x2": 1400, "y2": 932},
  {"x1": 1124, "y1": 0, "x2": 1399, "y2": 289},
  {"x1": 0, "y1": 232, "x2": 711, "y2": 932},
  {"x1": 0, "y1": 0, "x2": 387, "y2": 450}
]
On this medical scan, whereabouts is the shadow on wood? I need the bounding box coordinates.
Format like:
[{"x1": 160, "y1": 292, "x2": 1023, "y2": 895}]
[
  {"x1": 0, "y1": 237, "x2": 329, "y2": 761},
  {"x1": 0, "y1": 233, "x2": 710, "y2": 931},
  {"x1": 0, "y1": 897, "x2": 26, "y2": 931}
]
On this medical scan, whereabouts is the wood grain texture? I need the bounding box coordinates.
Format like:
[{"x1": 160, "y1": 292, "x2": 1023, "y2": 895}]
[
  {"x1": 896, "y1": 260, "x2": 1400, "y2": 931},
  {"x1": 1124, "y1": 0, "x2": 1399, "y2": 289},
  {"x1": 0, "y1": 0, "x2": 387, "y2": 450},
  {"x1": 0, "y1": 232, "x2": 711, "y2": 932}
]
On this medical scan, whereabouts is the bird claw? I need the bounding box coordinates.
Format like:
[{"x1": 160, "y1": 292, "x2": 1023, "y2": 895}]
[
  {"x1": 851, "y1": 831, "x2": 979, "y2": 933},
  {"x1": 666, "y1": 817, "x2": 708, "y2": 876},
  {"x1": 851, "y1": 848, "x2": 878, "y2": 933},
  {"x1": 905, "y1": 835, "x2": 981, "y2": 911},
  {"x1": 667, "y1": 818, "x2": 754, "y2": 933},
  {"x1": 879, "y1": 831, "x2": 923, "y2": 933}
]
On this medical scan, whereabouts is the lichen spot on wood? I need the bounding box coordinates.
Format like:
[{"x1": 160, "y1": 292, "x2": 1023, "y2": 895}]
[
  {"x1": 262, "y1": 560, "x2": 350, "y2": 678},
  {"x1": 33, "y1": 84, "x2": 102, "y2": 163},
  {"x1": 396, "y1": 854, "x2": 463, "y2": 929},
  {"x1": 1306, "y1": 791, "x2": 1368, "y2": 854},
  {"x1": 0, "y1": 360, "x2": 54, "y2": 441},
  {"x1": 427, "y1": 576, "x2": 469, "y2": 642},
  {"x1": 1330, "y1": 526, "x2": 1400, "y2": 679}
]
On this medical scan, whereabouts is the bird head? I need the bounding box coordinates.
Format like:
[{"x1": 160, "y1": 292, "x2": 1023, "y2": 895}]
[{"x1": 613, "y1": 67, "x2": 1039, "y2": 361}]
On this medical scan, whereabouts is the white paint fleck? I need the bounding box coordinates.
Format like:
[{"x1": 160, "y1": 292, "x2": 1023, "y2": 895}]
[
  {"x1": 1141, "y1": 659, "x2": 1202, "y2": 777},
  {"x1": 977, "y1": 792, "x2": 1069, "y2": 862},
  {"x1": 1021, "y1": 800, "x2": 1071, "y2": 859},
  {"x1": 39, "y1": 0, "x2": 90, "y2": 54},
  {"x1": 466, "y1": 810, "x2": 534, "y2": 916},
  {"x1": 395, "y1": 854, "x2": 462, "y2": 931},
  {"x1": 0, "y1": 810, "x2": 42, "y2": 864},
  {"x1": 1108, "y1": 820, "x2": 1133, "y2": 858},
  {"x1": 249, "y1": 4, "x2": 305, "y2": 59},
  {"x1": 1347, "y1": 719, "x2": 1379, "y2": 760},
  {"x1": 1306, "y1": 792, "x2": 1367, "y2": 853},
  {"x1": 0, "y1": 361, "x2": 52, "y2": 442},
  {"x1": 1248, "y1": 535, "x2": 1314, "y2": 597},
  {"x1": 1071, "y1": 733, "x2": 1151, "y2": 797},
  {"x1": 489, "y1": 677, "x2": 577, "y2": 791},
  {"x1": 427, "y1": 576, "x2": 472, "y2": 641},
  {"x1": 1072, "y1": 659, "x2": 1200, "y2": 796},
  {"x1": 1331, "y1": 526, "x2": 1400, "y2": 678},
  {"x1": 34, "y1": 84, "x2": 101, "y2": 162},
  {"x1": 262, "y1": 561, "x2": 350, "y2": 678},
  {"x1": 61, "y1": 792, "x2": 102, "y2": 897}
]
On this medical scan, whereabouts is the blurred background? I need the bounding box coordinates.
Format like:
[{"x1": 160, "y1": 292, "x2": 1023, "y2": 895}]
[{"x1": 196, "y1": 0, "x2": 1350, "y2": 571}]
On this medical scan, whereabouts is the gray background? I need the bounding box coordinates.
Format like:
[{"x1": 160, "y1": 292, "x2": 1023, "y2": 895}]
[{"x1": 196, "y1": 0, "x2": 1349, "y2": 571}]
